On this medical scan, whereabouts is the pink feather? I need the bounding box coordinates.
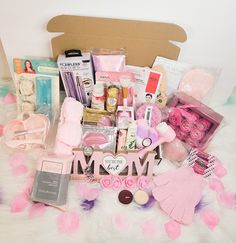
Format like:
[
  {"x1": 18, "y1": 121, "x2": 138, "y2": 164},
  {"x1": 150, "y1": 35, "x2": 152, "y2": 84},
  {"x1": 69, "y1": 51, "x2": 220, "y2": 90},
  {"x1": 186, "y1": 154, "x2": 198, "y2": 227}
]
[
  {"x1": 200, "y1": 210, "x2": 219, "y2": 230},
  {"x1": 164, "y1": 220, "x2": 181, "y2": 240},
  {"x1": 112, "y1": 214, "x2": 128, "y2": 231},
  {"x1": 10, "y1": 194, "x2": 29, "y2": 213},
  {"x1": 57, "y1": 212, "x2": 80, "y2": 234},
  {"x1": 28, "y1": 203, "x2": 46, "y2": 219},
  {"x1": 141, "y1": 219, "x2": 158, "y2": 239}
]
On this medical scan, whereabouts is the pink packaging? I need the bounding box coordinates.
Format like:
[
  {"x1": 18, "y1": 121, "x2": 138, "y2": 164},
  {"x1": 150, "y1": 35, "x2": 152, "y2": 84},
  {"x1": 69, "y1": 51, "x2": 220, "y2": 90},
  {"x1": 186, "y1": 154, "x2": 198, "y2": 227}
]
[
  {"x1": 96, "y1": 71, "x2": 135, "y2": 106},
  {"x1": 92, "y1": 54, "x2": 125, "y2": 72},
  {"x1": 167, "y1": 92, "x2": 223, "y2": 149}
]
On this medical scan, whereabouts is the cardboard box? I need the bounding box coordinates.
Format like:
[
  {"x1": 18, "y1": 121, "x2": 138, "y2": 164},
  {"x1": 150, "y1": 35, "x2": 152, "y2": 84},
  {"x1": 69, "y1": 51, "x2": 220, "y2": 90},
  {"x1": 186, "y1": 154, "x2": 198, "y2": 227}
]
[{"x1": 47, "y1": 15, "x2": 187, "y2": 66}]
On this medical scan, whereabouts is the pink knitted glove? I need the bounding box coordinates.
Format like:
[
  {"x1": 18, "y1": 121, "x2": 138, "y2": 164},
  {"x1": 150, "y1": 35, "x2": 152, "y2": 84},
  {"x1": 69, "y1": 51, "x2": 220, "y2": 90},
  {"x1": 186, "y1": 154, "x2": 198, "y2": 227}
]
[{"x1": 152, "y1": 166, "x2": 205, "y2": 225}]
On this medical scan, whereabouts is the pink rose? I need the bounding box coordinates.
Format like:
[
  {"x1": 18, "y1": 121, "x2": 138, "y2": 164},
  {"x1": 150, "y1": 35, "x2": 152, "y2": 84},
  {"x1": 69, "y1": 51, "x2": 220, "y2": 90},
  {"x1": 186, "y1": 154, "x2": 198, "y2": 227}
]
[
  {"x1": 137, "y1": 176, "x2": 150, "y2": 190},
  {"x1": 123, "y1": 176, "x2": 136, "y2": 189},
  {"x1": 112, "y1": 177, "x2": 123, "y2": 190},
  {"x1": 100, "y1": 176, "x2": 113, "y2": 189}
]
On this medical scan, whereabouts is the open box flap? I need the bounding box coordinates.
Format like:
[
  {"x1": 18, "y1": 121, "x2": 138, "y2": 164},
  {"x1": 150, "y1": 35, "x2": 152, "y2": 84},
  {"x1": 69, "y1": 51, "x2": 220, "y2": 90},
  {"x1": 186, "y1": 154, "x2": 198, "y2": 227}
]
[{"x1": 47, "y1": 15, "x2": 187, "y2": 66}]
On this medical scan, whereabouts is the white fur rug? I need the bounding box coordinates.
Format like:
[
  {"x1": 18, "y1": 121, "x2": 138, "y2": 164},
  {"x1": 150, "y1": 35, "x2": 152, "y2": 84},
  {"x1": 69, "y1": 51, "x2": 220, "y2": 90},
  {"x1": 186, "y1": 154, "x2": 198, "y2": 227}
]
[{"x1": 0, "y1": 104, "x2": 236, "y2": 243}]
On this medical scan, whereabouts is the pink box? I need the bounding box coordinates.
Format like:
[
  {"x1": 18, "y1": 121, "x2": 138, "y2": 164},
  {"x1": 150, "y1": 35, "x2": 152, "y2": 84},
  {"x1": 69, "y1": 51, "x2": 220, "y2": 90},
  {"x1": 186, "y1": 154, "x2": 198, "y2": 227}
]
[{"x1": 167, "y1": 92, "x2": 223, "y2": 149}]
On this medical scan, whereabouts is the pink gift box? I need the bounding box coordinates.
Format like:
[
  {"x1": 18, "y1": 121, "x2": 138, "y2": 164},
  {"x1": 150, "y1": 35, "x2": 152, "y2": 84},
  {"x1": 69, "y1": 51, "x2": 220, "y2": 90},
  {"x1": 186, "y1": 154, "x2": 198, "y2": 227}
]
[{"x1": 167, "y1": 92, "x2": 223, "y2": 149}]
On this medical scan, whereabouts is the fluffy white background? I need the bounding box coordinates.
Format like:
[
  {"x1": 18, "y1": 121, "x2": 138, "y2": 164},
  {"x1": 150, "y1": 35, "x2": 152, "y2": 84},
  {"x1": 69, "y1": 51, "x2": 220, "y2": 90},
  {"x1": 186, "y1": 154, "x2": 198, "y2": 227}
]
[{"x1": 0, "y1": 103, "x2": 236, "y2": 243}]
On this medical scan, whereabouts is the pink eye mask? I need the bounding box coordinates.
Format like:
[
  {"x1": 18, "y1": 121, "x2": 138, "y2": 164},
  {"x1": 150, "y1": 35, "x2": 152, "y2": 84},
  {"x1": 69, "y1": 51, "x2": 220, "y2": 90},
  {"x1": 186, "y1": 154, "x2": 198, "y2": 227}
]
[{"x1": 3, "y1": 113, "x2": 50, "y2": 150}]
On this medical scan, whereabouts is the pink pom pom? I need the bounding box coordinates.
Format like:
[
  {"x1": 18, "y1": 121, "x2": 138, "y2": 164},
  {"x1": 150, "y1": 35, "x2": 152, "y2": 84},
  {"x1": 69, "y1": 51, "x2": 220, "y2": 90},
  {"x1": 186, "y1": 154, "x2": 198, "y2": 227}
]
[
  {"x1": 200, "y1": 210, "x2": 219, "y2": 230},
  {"x1": 217, "y1": 191, "x2": 236, "y2": 208},
  {"x1": 141, "y1": 219, "x2": 158, "y2": 239},
  {"x1": 28, "y1": 203, "x2": 46, "y2": 219},
  {"x1": 0, "y1": 124, "x2": 3, "y2": 136},
  {"x1": 208, "y1": 178, "x2": 224, "y2": 192},
  {"x1": 3, "y1": 92, "x2": 16, "y2": 104},
  {"x1": 57, "y1": 212, "x2": 80, "y2": 234},
  {"x1": 10, "y1": 194, "x2": 29, "y2": 213},
  {"x1": 164, "y1": 220, "x2": 181, "y2": 240},
  {"x1": 112, "y1": 214, "x2": 128, "y2": 231}
]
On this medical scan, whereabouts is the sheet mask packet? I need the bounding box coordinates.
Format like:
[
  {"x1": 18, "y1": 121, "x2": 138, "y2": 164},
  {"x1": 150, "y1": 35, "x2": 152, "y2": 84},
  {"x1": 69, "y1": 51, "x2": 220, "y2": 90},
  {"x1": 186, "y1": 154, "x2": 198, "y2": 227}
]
[
  {"x1": 96, "y1": 71, "x2": 135, "y2": 107},
  {"x1": 57, "y1": 52, "x2": 94, "y2": 106},
  {"x1": 81, "y1": 125, "x2": 117, "y2": 153},
  {"x1": 13, "y1": 58, "x2": 60, "y2": 117},
  {"x1": 152, "y1": 56, "x2": 192, "y2": 95},
  {"x1": 91, "y1": 48, "x2": 126, "y2": 72},
  {"x1": 31, "y1": 154, "x2": 74, "y2": 209},
  {"x1": 125, "y1": 65, "x2": 163, "y2": 108}
]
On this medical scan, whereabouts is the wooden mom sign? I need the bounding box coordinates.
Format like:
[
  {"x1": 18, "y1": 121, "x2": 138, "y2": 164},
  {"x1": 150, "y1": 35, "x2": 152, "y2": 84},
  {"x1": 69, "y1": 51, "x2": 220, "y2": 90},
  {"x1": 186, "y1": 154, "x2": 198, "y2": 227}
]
[{"x1": 71, "y1": 148, "x2": 161, "y2": 180}]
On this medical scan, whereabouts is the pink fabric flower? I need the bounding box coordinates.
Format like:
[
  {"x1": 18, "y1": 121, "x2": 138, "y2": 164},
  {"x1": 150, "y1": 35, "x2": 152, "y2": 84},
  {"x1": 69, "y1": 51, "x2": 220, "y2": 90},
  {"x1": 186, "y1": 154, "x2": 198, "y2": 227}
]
[
  {"x1": 123, "y1": 176, "x2": 136, "y2": 189},
  {"x1": 112, "y1": 177, "x2": 123, "y2": 190},
  {"x1": 137, "y1": 176, "x2": 150, "y2": 190},
  {"x1": 100, "y1": 176, "x2": 113, "y2": 189}
]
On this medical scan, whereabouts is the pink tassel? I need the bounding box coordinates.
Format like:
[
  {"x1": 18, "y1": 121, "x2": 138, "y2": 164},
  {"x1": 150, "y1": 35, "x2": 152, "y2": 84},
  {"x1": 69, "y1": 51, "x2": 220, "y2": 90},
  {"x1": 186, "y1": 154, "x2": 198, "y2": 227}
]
[
  {"x1": 200, "y1": 210, "x2": 219, "y2": 230},
  {"x1": 112, "y1": 214, "x2": 128, "y2": 231},
  {"x1": 57, "y1": 212, "x2": 80, "y2": 234},
  {"x1": 28, "y1": 203, "x2": 46, "y2": 219},
  {"x1": 141, "y1": 219, "x2": 158, "y2": 239},
  {"x1": 10, "y1": 194, "x2": 29, "y2": 213},
  {"x1": 217, "y1": 191, "x2": 236, "y2": 208},
  {"x1": 164, "y1": 220, "x2": 181, "y2": 240}
]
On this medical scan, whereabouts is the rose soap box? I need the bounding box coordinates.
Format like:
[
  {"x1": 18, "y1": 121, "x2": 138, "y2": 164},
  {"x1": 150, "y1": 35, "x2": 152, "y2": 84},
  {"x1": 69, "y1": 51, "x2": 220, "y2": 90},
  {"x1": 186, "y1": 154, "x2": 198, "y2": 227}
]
[{"x1": 167, "y1": 92, "x2": 223, "y2": 149}]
